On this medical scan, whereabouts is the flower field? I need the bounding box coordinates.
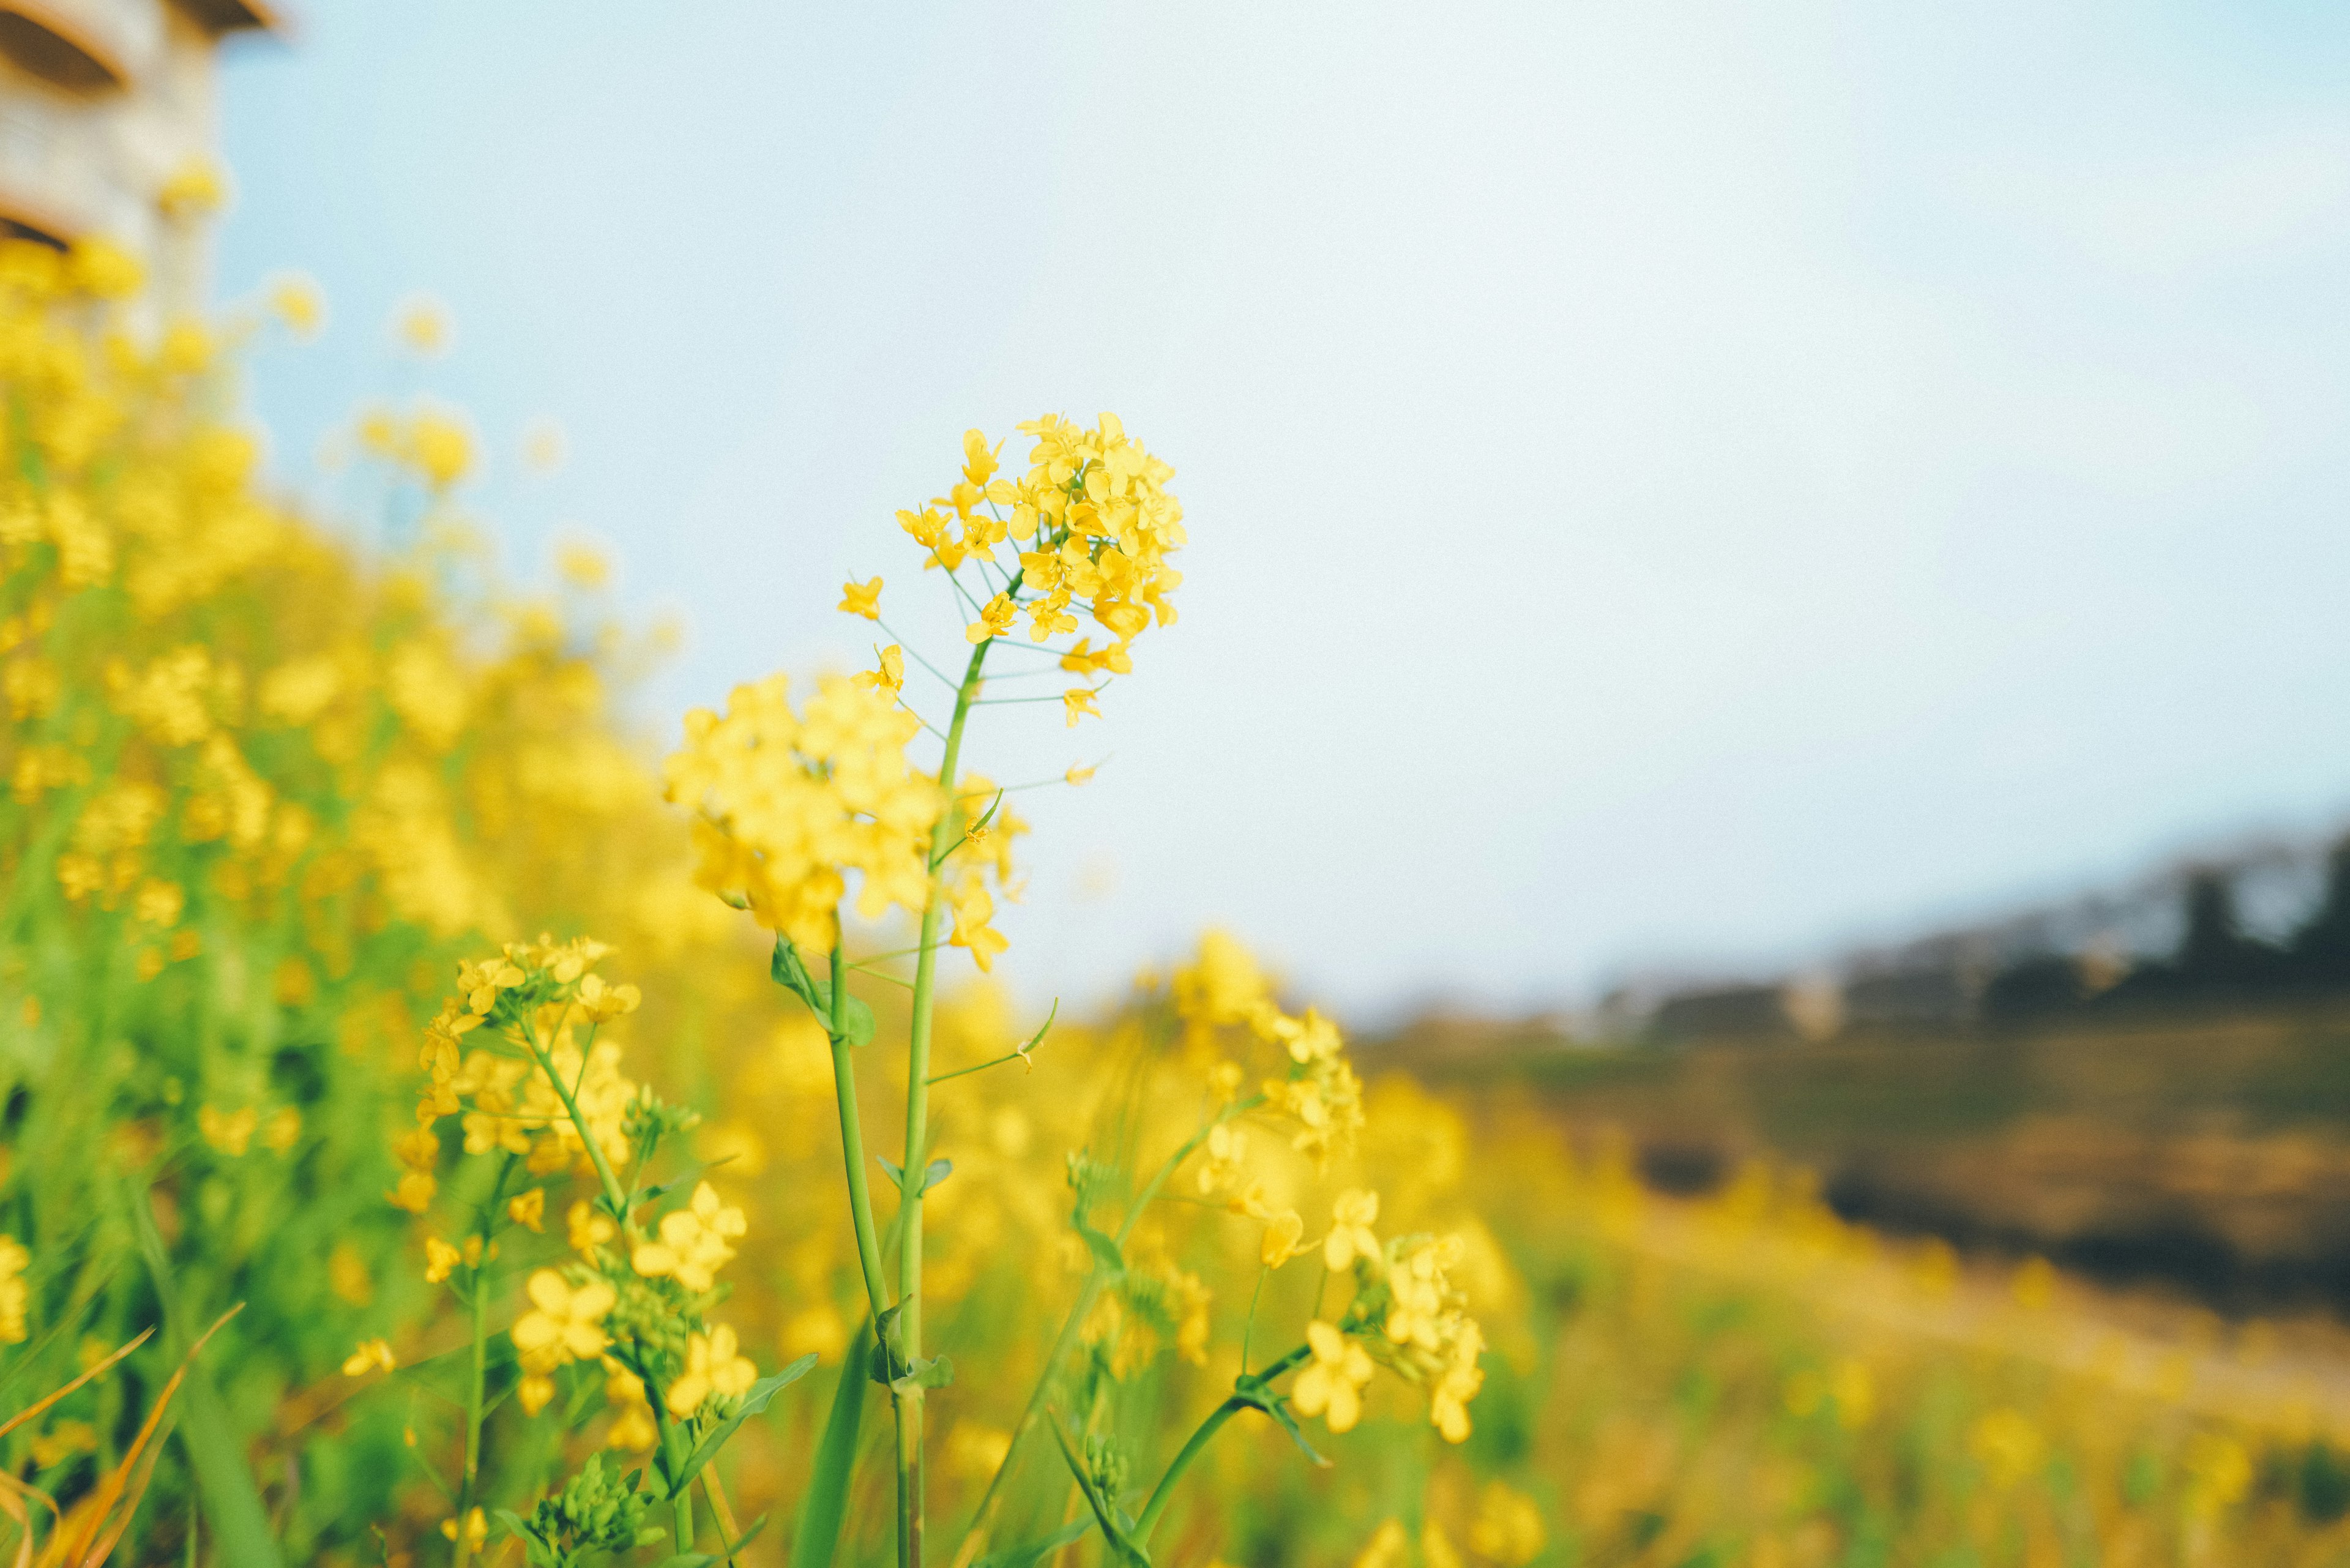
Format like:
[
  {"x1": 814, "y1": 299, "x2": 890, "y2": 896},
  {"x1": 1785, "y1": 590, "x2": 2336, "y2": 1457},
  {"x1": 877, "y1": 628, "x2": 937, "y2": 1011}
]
[{"x1": 0, "y1": 244, "x2": 2346, "y2": 1568}]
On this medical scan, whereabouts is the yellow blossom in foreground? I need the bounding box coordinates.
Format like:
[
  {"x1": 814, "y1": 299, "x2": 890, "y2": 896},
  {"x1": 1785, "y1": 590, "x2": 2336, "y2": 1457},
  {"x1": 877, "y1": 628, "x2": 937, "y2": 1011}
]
[
  {"x1": 840, "y1": 576, "x2": 883, "y2": 619},
  {"x1": 512, "y1": 1269, "x2": 616, "y2": 1373},
  {"x1": 1294, "y1": 1321, "x2": 1374, "y2": 1433},
  {"x1": 341, "y1": 1338, "x2": 395, "y2": 1377},
  {"x1": 967, "y1": 593, "x2": 1016, "y2": 644},
  {"x1": 853, "y1": 643, "x2": 905, "y2": 698},
  {"x1": 665, "y1": 673, "x2": 942, "y2": 952},
  {"x1": 665, "y1": 1323, "x2": 759, "y2": 1417},
  {"x1": 1061, "y1": 687, "x2": 1100, "y2": 727},
  {"x1": 630, "y1": 1181, "x2": 746, "y2": 1293}
]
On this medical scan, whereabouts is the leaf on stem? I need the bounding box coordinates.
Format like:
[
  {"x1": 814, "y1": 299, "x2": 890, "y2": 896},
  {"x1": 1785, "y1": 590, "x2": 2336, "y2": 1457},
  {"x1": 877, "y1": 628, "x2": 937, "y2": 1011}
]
[{"x1": 664, "y1": 1356, "x2": 818, "y2": 1499}]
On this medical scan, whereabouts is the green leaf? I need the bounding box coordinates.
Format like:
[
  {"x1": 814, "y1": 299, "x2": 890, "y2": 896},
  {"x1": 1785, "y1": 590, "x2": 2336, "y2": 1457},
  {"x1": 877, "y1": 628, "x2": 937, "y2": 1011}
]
[
  {"x1": 875, "y1": 1155, "x2": 952, "y2": 1193},
  {"x1": 770, "y1": 939, "x2": 821, "y2": 1009},
  {"x1": 129, "y1": 1185, "x2": 284, "y2": 1568},
  {"x1": 1254, "y1": 1395, "x2": 1332, "y2": 1468},
  {"x1": 789, "y1": 1320, "x2": 874, "y2": 1568},
  {"x1": 974, "y1": 1517, "x2": 1096, "y2": 1568},
  {"x1": 1076, "y1": 1222, "x2": 1125, "y2": 1272},
  {"x1": 888, "y1": 1354, "x2": 955, "y2": 1394},
  {"x1": 832, "y1": 991, "x2": 877, "y2": 1047},
  {"x1": 772, "y1": 939, "x2": 878, "y2": 1043},
  {"x1": 666, "y1": 1354, "x2": 819, "y2": 1497}
]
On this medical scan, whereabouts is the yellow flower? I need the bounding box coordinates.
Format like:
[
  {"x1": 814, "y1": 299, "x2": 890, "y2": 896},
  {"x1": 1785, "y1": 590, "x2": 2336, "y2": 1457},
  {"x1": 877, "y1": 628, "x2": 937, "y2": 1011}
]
[
  {"x1": 557, "y1": 542, "x2": 611, "y2": 590},
  {"x1": 568, "y1": 1199, "x2": 616, "y2": 1254},
  {"x1": 603, "y1": 1361, "x2": 658, "y2": 1450},
  {"x1": 267, "y1": 274, "x2": 324, "y2": 338},
  {"x1": 423, "y1": 1235, "x2": 464, "y2": 1285},
  {"x1": 157, "y1": 156, "x2": 226, "y2": 219},
  {"x1": 1429, "y1": 1321, "x2": 1484, "y2": 1443},
  {"x1": 1292, "y1": 1321, "x2": 1374, "y2": 1433},
  {"x1": 1469, "y1": 1482, "x2": 1545, "y2": 1567},
  {"x1": 1967, "y1": 1407, "x2": 2044, "y2": 1489},
  {"x1": 1061, "y1": 688, "x2": 1101, "y2": 727},
  {"x1": 852, "y1": 644, "x2": 905, "y2": 697},
  {"x1": 341, "y1": 1338, "x2": 395, "y2": 1377},
  {"x1": 440, "y1": 1509, "x2": 487, "y2": 1549},
  {"x1": 512, "y1": 1269, "x2": 616, "y2": 1373},
  {"x1": 1262, "y1": 1211, "x2": 1308, "y2": 1268},
  {"x1": 840, "y1": 577, "x2": 884, "y2": 619},
  {"x1": 405, "y1": 408, "x2": 474, "y2": 491},
  {"x1": 0, "y1": 1236, "x2": 30, "y2": 1343},
  {"x1": 630, "y1": 1181, "x2": 747, "y2": 1293},
  {"x1": 198, "y1": 1105, "x2": 257, "y2": 1157},
  {"x1": 261, "y1": 1107, "x2": 301, "y2": 1154},
  {"x1": 1065, "y1": 762, "x2": 1097, "y2": 786},
  {"x1": 1324, "y1": 1190, "x2": 1379, "y2": 1271},
  {"x1": 664, "y1": 1323, "x2": 759, "y2": 1417},
  {"x1": 966, "y1": 593, "x2": 1017, "y2": 644},
  {"x1": 507, "y1": 1189, "x2": 546, "y2": 1233},
  {"x1": 397, "y1": 296, "x2": 452, "y2": 356}
]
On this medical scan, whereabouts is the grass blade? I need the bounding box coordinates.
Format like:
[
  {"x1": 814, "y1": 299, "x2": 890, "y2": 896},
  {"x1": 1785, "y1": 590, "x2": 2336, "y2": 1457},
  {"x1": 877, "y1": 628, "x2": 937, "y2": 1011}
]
[
  {"x1": 129, "y1": 1187, "x2": 284, "y2": 1568},
  {"x1": 788, "y1": 1319, "x2": 873, "y2": 1568}
]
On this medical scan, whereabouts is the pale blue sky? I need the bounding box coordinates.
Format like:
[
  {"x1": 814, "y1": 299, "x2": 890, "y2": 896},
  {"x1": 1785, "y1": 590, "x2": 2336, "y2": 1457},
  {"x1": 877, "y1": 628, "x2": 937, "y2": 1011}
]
[{"x1": 213, "y1": 4, "x2": 2350, "y2": 1020}]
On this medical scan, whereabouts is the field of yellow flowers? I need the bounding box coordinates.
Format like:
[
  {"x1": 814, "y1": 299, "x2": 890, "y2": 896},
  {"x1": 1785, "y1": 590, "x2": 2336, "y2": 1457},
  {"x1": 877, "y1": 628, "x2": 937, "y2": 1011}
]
[{"x1": 2, "y1": 241, "x2": 2349, "y2": 1567}]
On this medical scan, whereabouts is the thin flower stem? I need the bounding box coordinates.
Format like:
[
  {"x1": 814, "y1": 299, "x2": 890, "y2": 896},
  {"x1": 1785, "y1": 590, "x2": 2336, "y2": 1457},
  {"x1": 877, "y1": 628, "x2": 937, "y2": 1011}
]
[
  {"x1": 1133, "y1": 1398, "x2": 1244, "y2": 1545},
  {"x1": 519, "y1": 1021, "x2": 628, "y2": 1217},
  {"x1": 1240, "y1": 1265, "x2": 1270, "y2": 1378},
  {"x1": 923, "y1": 1050, "x2": 1028, "y2": 1086},
  {"x1": 876, "y1": 619, "x2": 961, "y2": 693},
  {"x1": 827, "y1": 941, "x2": 895, "y2": 1322},
  {"x1": 1135, "y1": 1342, "x2": 1315, "y2": 1547},
  {"x1": 453, "y1": 1157, "x2": 512, "y2": 1568}
]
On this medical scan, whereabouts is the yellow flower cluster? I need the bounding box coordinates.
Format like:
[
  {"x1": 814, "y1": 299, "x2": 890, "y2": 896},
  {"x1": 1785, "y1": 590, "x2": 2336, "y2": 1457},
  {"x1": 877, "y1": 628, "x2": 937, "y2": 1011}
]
[
  {"x1": 876, "y1": 416, "x2": 1183, "y2": 726},
  {"x1": 664, "y1": 673, "x2": 942, "y2": 953},
  {"x1": 397, "y1": 936, "x2": 643, "y2": 1212},
  {"x1": 630, "y1": 1180, "x2": 747, "y2": 1294},
  {"x1": 1174, "y1": 929, "x2": 1367, "y2": 1166}
]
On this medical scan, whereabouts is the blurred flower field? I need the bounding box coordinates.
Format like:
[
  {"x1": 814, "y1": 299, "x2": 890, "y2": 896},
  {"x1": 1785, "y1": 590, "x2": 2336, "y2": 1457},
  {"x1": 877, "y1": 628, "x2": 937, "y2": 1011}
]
[{"x1": 0, "y1": 244, "x2": 2346, "y2": 1567}]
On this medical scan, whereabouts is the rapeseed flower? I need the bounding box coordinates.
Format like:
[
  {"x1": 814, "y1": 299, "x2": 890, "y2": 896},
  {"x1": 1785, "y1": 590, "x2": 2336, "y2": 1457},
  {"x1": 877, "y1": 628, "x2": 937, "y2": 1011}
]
[
  {"x1": 1293, "y1": 1321, "x2": 1375, "y2": 1433},
  {"x1": 664, "y1": 1323, "x2": 758, "y2": 1417}
]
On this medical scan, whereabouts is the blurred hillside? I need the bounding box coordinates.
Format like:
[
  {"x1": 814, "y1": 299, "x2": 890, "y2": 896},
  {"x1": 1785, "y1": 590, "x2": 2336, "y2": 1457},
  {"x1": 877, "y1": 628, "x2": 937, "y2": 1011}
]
[{"x1": 1379, "y1": 827, "x2": 2350, "y2": 1319}]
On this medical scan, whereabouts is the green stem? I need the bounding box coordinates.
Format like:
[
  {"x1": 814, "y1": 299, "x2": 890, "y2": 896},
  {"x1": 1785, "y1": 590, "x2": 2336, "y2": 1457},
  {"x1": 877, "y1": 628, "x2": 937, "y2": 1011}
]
[
  {"x1": 1133, "y1": 1398, "x2": 1244, "y2": 1545},
  {"x1": 827, "y1": 941, "x2": 895, "y2": 1322},
  {"x1": 1239, "y1": 1265, "x2": 1269, "y2": 1378},
  {"x1": 453, "y1": 1275, "x2": 486, "y2": 1568},
  {"x1": 651, "y1": 1386, "x2": 695, "y2": 1550},
  {"x1": 897, "y1": 630, "x2": 998, "y2": 1568},
  {"x1": 520, "y1": 1023, "x2": 628, "y2": 1216},
  {"x1": 453, "y1": 1158, "x2": 513, "y2": 1568}
]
